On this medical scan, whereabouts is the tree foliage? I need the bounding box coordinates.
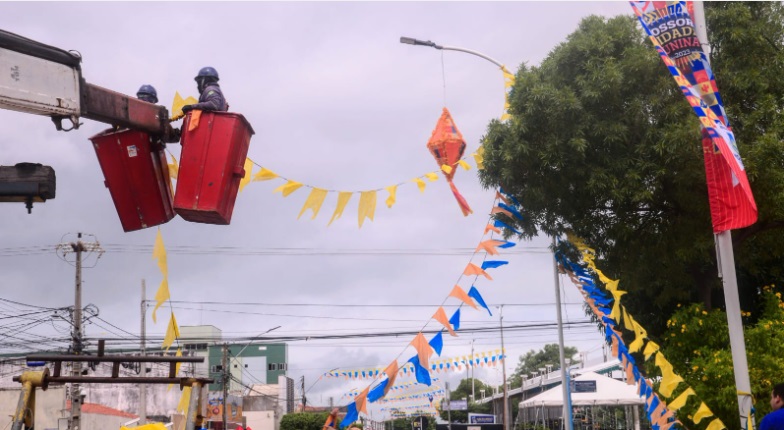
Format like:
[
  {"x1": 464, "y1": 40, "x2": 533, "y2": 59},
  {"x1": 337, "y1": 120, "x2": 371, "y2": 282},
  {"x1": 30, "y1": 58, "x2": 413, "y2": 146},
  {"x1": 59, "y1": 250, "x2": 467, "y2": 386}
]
[
  {"x1": 657, "y1": 287, "x2": 784, "y2": 429},
  {"x1": 280, "y1": 412, "x2": 330, "y2": 430},
  {"x1": 508, "y1": 344, "x2": 579, "y2": 388},
  {"x1": 479, "y1": 2, "x2": 784, "y2": 339},
  {"x1": 438, "y1": 378, "x2": 493, "y2": 423}
]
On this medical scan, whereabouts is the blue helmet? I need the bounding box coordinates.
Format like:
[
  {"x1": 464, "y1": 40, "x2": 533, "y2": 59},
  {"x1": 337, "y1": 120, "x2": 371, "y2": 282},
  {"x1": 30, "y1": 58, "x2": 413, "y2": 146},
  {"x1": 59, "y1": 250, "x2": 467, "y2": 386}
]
[
  {"x1": 136, "y1": 84, "x2": 158, "y2": 103},
  {"x1": 195, "y1": 67, "x2": 219, "y2": 81}
]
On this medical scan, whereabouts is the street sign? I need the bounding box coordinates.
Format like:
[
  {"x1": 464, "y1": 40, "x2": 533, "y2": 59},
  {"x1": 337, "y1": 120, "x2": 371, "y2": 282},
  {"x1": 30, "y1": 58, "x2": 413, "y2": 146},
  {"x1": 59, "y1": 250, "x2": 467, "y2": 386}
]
[
  {"x1": 468, "y1": 414, "x2": 495, "y2": 424},
  {"x1": 447, "y1": 400, "x2": 468, "y2": 411}
]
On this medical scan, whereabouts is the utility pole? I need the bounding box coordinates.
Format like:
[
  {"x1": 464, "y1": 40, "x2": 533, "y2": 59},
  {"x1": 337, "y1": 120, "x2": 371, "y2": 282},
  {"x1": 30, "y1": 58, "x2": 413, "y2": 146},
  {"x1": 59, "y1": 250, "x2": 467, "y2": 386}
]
[
  {"x1": 499, "y1": 305, "x2": 509, "y2": 430},
  {"x1": 56, "y1": 232, "x2": 103, "y2": 430},
  {"x1": 470, "y1": 339, "x2": 475, "y2": 403},
  {"x1": 140, "y1": 280, "x2": 147, "y2": 424},
  {"x1": 222, "y1": 343, "x2": 229, "y2": 430},
  {"x1": 301, "y1": 376, "x2": 307, "y2": 410},
  {"x1": 692, "y1": 4, "x2": 754, "y2": 428},
  {"x1": 445, "y1": 382, "x2": 452, "y2": 430}
]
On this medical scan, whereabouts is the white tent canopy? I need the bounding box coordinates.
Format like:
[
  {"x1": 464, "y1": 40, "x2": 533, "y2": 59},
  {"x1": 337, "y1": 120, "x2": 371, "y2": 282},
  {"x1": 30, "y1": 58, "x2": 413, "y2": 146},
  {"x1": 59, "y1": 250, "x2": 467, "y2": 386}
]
[{"x1": 519, "y1": 371, "x2": 645, "y2": 408}]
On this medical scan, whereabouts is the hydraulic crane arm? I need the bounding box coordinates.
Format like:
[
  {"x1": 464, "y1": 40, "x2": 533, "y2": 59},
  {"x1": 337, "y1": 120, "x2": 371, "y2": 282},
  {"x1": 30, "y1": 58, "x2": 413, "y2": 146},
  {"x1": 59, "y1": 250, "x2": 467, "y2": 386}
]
[{"x1": 0, "y1": 29, "x2": 177, "y2": 141}]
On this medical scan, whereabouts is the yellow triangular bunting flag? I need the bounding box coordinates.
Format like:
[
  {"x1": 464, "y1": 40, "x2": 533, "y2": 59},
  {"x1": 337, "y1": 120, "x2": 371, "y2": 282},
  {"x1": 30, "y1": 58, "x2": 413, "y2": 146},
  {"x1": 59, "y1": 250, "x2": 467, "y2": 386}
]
[
  {"x1": 692, "y1": 402, "x2": 713, "y2": 424},
  {"x1": 458, "y1": 160, "x2": 471, "y2": 171},
  {"x1": 152, "y1": 278, "x2": 170, "y2": 324},
  {"x1": 358, "y1": 191, "x2": 377, "y2": 228},
  {"x1": 413, "y1": 178, "x2": 427, "y2": 193},
  {"x1": 385, "y1": 185, "x2": 397, "y2": 208},
  {"x1": 238, "y1": 158, "x2": 254, "y2": 192},
  {"x1": 441, "y1": 165, "x2": 453, "y2": 174},
  {"x1": 298, "y1": 188, "x2": 328, "y2": 220},
  {"x1": 152, "y1": 229, "x2": 168, "y2": 278},
  {"x1": 163, "y1": 313, "x2": 180, "y2": 351},
  {"x1": 667, "y1": 387, "x2": 695, "y2": 410},
  {"x1": 168, "y1": 154, "x2": 179, "y2": 180},
  {"x1": 328, "y1": 192, "x2": 353, "y2": 226},
  {"x1": 273, "y1": 180, "x2": 303, "y2": 197},
  {"x1": 253, "y1": 167, "x2": 278, "y2": 182}
]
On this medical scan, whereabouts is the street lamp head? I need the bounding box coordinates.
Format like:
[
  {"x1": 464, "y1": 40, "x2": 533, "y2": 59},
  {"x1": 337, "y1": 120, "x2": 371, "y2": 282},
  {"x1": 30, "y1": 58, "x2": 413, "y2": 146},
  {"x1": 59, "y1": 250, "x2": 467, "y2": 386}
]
[{"x1": 399, "y1": 36, "x2": 441, "y2": 49}]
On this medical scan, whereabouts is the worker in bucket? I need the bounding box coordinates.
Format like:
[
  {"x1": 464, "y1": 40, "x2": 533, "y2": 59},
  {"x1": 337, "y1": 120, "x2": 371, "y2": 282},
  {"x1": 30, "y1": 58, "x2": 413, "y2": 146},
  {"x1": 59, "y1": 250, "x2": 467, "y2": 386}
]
[
  {"x1": 136, "y1": 84, "x2": 158, "y2": 104},
  {"x1": 182, "y1": 66, "x2": 228, "y2": 112}
]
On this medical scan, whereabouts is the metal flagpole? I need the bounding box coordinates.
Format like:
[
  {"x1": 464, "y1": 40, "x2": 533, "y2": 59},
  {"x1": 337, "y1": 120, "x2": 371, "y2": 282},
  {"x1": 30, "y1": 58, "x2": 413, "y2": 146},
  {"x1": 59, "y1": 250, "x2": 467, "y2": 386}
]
[
  {"x1": 692, "y1": 3, "x2": 754, "y2": 428},
  {"x1": 552, "y1": 236, "x2": 573, "y2": 430}
]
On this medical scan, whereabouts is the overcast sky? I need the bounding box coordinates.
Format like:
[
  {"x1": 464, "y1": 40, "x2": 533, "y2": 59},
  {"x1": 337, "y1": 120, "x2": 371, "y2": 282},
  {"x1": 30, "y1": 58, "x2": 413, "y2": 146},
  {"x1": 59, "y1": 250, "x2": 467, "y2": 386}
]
[{"x1": 0, "y1": 1, "x2": 632, "y2": 416}]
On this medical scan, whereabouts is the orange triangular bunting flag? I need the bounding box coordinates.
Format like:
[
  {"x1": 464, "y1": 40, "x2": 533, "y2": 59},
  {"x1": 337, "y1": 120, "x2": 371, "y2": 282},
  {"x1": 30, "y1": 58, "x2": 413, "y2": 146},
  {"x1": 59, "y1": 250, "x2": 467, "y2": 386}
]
[
  {"x1": 491, "y1": 206, "x2": 513, "y2": 218},
  {"x1": 355, "y1": 387, "x2": 370, "y2": 414},
  {"x1": 449, "y1": 285, "x2": 478, "y2": 310},
  {"x1": 433, "y1": 307, "x2": 457, "y2": 336},
  {"x1": 464, "y1": 263, "x2": 493, "y2": 280},
  {"x1": 495, "y1": 191, "x2": 511, "y2": 206},
  {"x1": 410, "y1": 332, "x2": 433, "y2": 369},
  {"x1": 383, "y1": 360, "x2": 399, "y2": 395},
  {"x1": 476, "y1": 239, "x2": 506, "y2": 256},
  {"x1": 484, "y1": 224, "x2": 502, "y2": 235}
]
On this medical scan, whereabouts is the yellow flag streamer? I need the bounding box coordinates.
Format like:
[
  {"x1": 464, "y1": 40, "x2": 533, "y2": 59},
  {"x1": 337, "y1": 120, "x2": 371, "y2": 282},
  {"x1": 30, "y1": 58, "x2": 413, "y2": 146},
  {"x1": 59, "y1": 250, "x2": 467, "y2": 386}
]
[
  {"x1": 253, "y1": 167, "x2": 279, "y2": 182},
  {"x1": 122, "y1": 424, "x2": 168, "y2": 430},
  {"x1": 413, "y1": 178, "x2": 427, "y2": 193},
  {"x1": 472, "y1": 151, "x2": 484, "y2": 170},
  {"x1": 705, "y1": 418, "x2": 726, "y2": 430},
  {"x1": 643, "y1": 340, "x2": 660, "y2": 360},
  {"x1": 152, "y1": 229, "x2": 168, "y2": 278},
  {"x1": 163, "y1": 313, "x2": 180, "y2": 351},
  {"x1": 457, "y1": 160, "x2": 471, "y2": 171},
  {"x1": 273, "y1": 180, "x2": 303, "y2": 197},
  {"x1": 238, "y1": 158, "x2": 254, "y2": 192},
  {"x1": 328, "y1": 192, "x2": 353, "y2": 226},
  {"x1": 667, "y1": 388, "x2": 695, "y2": 410},
  {"x1": 297, "y1": 188, "x2": 328, "y2": 220},
  {"x1": 424, "y1": 172, "x2": 439, "y2": 182},
  {"x1": 170, "y1": 92, "x2": 198, "y2": 121},
  {"x1": 168, "y1": 154, "x2": 179, "y2": 180},
  {"x1": 177, "y1": 386, "x2": 192, "y2": 414},
  {"x1": 441, "y1": 165, "x2": 453, "y2": 174},
  {"x1": 152, "y1": 279, "x2": 170, "y2": 324},
  {"x1": 168, "y1": 347, "x2": 183, "y2": 391},
  {"x1": 655, "y1": 352, "x2": 684, "y2": 398},
  {"x1": 385, "y1": 186, "x2": 397, "y2": 208},
  {"x1": 358, "y1": 191, "x2": 377, "y2": 228},
  {"x1": 609, "y1": 289, "x2": 627, "y2": 321},
  {"x1": 692, "y1": 402, "x2": 713, "y2": 424}
]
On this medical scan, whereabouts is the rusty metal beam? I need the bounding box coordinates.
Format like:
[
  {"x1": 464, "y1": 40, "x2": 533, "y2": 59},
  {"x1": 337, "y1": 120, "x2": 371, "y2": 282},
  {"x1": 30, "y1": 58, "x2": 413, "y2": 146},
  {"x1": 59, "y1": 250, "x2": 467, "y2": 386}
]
[
  {"x1": 25, "y1": 354, "x2": 203, "y2": 363},
  {"x1": 81, "y1": 82, "x2": 175, "y2": 137},
  {"x1": 13, "y1": 375, "x2": 213, "y2": 385}
]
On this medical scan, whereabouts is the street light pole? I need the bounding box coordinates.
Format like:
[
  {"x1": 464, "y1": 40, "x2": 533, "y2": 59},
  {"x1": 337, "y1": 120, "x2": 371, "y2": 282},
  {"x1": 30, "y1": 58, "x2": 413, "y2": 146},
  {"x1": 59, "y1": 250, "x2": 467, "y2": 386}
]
[
  {"x1": 400, "y1": 37, "x2": 504, "y2": 68},
  {"x1": 552, "y1": 236, "x2": 574, "y2": 430}
]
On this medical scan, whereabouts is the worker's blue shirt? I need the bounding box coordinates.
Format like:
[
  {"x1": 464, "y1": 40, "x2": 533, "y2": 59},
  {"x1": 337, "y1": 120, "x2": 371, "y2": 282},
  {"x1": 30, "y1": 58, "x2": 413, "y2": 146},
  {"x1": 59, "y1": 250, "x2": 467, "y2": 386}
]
[
  {"x1": 192, "y1": 83, "x2": 228, "y2": 112},
  {"x1": 761, "y1": 409, "x2": 784, "y2": 430}
]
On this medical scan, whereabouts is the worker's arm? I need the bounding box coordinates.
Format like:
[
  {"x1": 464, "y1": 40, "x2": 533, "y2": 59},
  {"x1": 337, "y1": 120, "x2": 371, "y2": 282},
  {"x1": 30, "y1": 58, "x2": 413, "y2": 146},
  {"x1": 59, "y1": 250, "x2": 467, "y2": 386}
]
[{"x1": 188, "y1": 87, "x2": 227, "y2": 112}]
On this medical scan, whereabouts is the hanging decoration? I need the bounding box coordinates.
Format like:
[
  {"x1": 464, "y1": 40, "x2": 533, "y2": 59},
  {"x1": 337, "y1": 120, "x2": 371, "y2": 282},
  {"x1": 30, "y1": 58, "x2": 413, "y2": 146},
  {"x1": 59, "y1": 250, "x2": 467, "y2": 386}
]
[
  {"x1": 426, "y1": 108, "x2": 473, "y2": 216},
  {"x1": 167, "y1": 95, "x2": 484, "y2": 229},
  {"x1": 322, "y1": 349, "x2": 506, "y2": 380},
  {"x1": 558, "y1": 234, "x2": 727, "y2": 430},
  {"x1": 151, "y1": 228, "x2": 186, "y2": 394},
  {"x1": 629, "y1": 0, "x2": 756, "y2": 232},
  {"x1": 334, "y1": 190, "x2": 523, "y2": 428}
]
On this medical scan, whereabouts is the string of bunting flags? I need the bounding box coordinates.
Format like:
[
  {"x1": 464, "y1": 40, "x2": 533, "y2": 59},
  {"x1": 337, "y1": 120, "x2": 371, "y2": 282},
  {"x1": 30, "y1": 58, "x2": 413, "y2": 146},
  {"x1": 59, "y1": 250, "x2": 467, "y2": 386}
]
[
  {"x1": 557, "y1": 234, "x2": 726, "y2": 430},
  {"x1": 334, "y1": 189, "x2": 524, "y2": 428},
  {"x1": 151, "y1": 228, "x2": 191, "y2": 416},
  {"x1": 323, "y1": 349, "x2": 505, "y2": 380},
  {"x1": 165, "y1": 149, "x2": 485, "y2": 229}
]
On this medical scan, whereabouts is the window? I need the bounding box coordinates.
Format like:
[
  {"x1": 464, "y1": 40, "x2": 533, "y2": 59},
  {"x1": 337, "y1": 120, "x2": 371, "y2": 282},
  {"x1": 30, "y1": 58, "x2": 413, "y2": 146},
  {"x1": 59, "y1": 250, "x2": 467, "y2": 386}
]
[{"x1": 268, "y1": 363, "x2": 278, "y2": 371}]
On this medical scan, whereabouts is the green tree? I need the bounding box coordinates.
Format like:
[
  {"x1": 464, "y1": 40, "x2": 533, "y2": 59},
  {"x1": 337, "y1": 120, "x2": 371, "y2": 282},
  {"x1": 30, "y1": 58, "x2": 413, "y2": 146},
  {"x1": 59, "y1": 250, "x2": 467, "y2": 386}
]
[
  {"x1": 438, "y1": 378, "x2": 493, "y2": 423},
  {"x1": 479, "y1": 2, "x2": 784, "y2": 339},
  {"x1": 656, "y1": 287, "x2": 784, "y2": 429},
  {"x1": 280, "y1": 412, "x2": 330, "y2": 430},
  {"x1": 507, "y1": 344, "x2": 579, "y2": 388}
]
